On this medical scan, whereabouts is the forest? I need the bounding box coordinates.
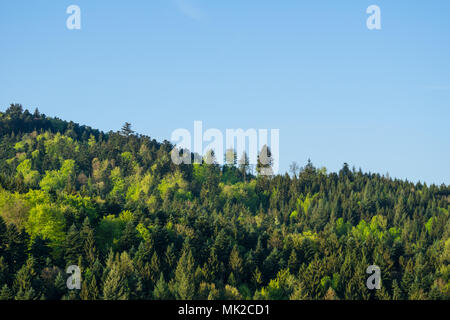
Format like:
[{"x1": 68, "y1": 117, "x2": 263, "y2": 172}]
[{"x1": 0, "y1": 104, "x2": 448, "y2": 300}]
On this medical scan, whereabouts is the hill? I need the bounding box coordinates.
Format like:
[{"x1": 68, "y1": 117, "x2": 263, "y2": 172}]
[{"x1": 0, "y1": 104, "x2": 448, "y2": 300}]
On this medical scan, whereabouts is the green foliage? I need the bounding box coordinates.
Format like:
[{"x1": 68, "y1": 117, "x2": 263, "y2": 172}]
[
  {"x1": 97, "y1": 215, "x2": 126, "y2": 251},
  {"x1": 174, "y1": 248, "x2": 195, "y2": 300},
  {"x1": 258, "y1": 269, "x2": 297, "y2": 300},
  {"x1": 335, "y1": 218, "x2": 351, "y2": 237},
  {"x1": 42, "y1": 133, "x2": 79, "y2": 162},
  {"x1": 297, "y1": 193, "x2": 319, "y2": 214},
  {"x1": 158, "y1": 171, "x2": 191, "y2": 201},
  {"x1": 16, "y1": 159, "x2": 40, "y2": 187},
  {"x1": 103, "y1": 264, "x2": 129, "y2": 300},
  {"x1": 26, "y1": 203, "x2": 66, "y2": 246},
  {"x1": 39, "y1": 160, "x2": 75, "y2": 193},
  {"x1": 0, "y1": 105, "x2": 448, "y2": 301},
  {"x1": 0, "y1": 190, "x2": 30, "y2": 230},
  {"x1": 136, "y1": 223, "x2": 151, "y2": 242}
]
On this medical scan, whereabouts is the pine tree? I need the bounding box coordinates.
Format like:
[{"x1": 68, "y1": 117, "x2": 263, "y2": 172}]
[
  {"x1": 120, "y1": 123, "x2": 134, "y2": 136},
  {"x1": 118, "y1": 221, "x2": 138, "y2": 252},
  {"x1": 0, "y1": 216, "x2": 6, "y2": 256},
  {"x1": 81, "y1": 218, "x2": 97, "y2": 267},
  {"x1": 30, "y1": 236, "x2": 51, "y2": 270},
  {"x1": 13, "y1": 256, "x2": 36, "y2": 294},
  {"x1": 256, "y1": 145, "x2": 273, "y2": 176},
  {"x1": 252, "y1": 267, "x2": 262, "y2": 288},
  {"x1": 174, "y1": 249, "x2": 195, "y2": 300},
  {"x1": 0, "y1": 284, "x2": 13, "y2": 300},
  {"x1": 225, "y1": 149, "x2": 237, "y2": 167},
  {"x1": 89, "y1": 276, "x2": 100, "y2": 300},
  {"x1": 54, "y1": 272, "x2": 67, "y2": 299},
  {"x1": 287, "y1": 249, "x2": 299, "y2": 274},
  {"x1": 4, "y1": 224, "x2": 27, "y2": 273},
  {"x1": 229, "y1": 245, "x2": 243, "y2": 282},
  {"x1": 153, "y1": 273, "x2": 171, "y2": 300},
  {"x1": 324, "y1": 287, "x2": 339, "y2": 300},
  {"x1": 103, "y1": 265, "x2": 128, "y2": 300},
  {"x1": 392, "y1": 279, "x2": 403, "y2": 300},
  {"x1": 238, "y1": 152, "x2": 250, "y2": 182},
  {"x1": 150, "y1": 251, "x2": 161, "y2": 284},
  {"x1": 64, "y1": 224, "x2": 83, "y2": 267},
  {"x1": 164, "y1": 244, "x2": 176, "y2": 277},
  {"x1": 0, "y1": 256, "x2": 8, "y2": 285},
  {"x1": 81, "y1": 276, "x2": 99, "y2": 300},
  {"x1": 204, "y1": 248, "x2": 220, "y2": 282},
  {"x1": 15, "y1": 287, "x2": 37, "y2": 300}
]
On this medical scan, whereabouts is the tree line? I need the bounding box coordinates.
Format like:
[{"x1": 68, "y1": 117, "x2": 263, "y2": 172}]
[{"x1": 0, "y1": 104, "x2": 448, "y2": 300}]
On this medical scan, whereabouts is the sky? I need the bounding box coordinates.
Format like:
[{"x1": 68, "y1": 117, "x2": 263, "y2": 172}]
[{"x1": 0, "y1": 0, "x2": 449, "y2": 185}]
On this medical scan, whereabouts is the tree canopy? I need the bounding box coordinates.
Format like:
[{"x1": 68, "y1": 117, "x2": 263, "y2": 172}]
[{"x1": 0, "y1": 104, "x2": 448, "y2": 300}]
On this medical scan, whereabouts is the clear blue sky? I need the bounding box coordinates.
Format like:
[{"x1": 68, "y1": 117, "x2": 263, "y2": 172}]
[{"x1": 1, "y1": 0, "x2": 449, "y2": 185}]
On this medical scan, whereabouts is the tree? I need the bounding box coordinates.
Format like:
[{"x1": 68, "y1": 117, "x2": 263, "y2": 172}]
[
  {"x1": 39, "y1": 160, "x2": 76, "y2": 193},
  {"x1": 256, "y1": 145, "x2": 273, "y2": 176},
  {"x1": 225, "y1": 149, "x2": 237, "y2": 167},
  {"x1": 324, "y1": 287, "x2": 339, "y2": 300},
  {"x1": 229, "y1": 245, "x2": 243, "y2": 283},
  {"x1": 13, "y1": 256, "x2": 37, "y2": 298},
  {"x1": 0, "y1": 217, "x2": 7, "y2": 258},
  {"x1": 0, "y1": 257, "x2": 8, "y2": 285},
  {"x1": 64, "y1": 224, "x2": 83, "y2": 266},
  {"x1": 52, "y1": 272, "x2": 67, "y2": 300},
  {"x1": 153, "y1": 273, "x2": 171, "y2": 300},
  {"x1": 174, "y1": 248, "x2": 195, "y2": 300},
  {"x1": 150, "y1": 252, "x2": 161, "y2": 284},
  {"x1": 103, "y1": 264, "x2": 129, "y2": 300},
  {"x1": 287, "y1": 249, "x2": 299, "y2": 274},
  {"x1": 81, "y1": 218, "x2": 97, "y2": 267},
  {"x1": 238, "y1": 152, "x2": 250, "y2": 182},
  {"x1": 5, "y1": 104, "x2": 23, "y2": 118},
  {"x1": 289, "y1": 162, "x2": 299, "y2": 178},
  {"x1": 204, "y1": 149, "x2": 217, "y2": 166},
  {"x1": 3, "y1": 224, "x2": 28, "y2": 274},
  {"x1": 203, "y1": 248, "x2": 220, "y2": 283},
  {"x1": 117, "y1": 221, "x2": 138, "y2": 253},
  {"x1": 0, "y1": 284, "x2": 13, "y2": 300},
  {"x1": 0, "y1": 191, "x2": 29, "y2": 230},
  {"x1": 120, "y1": 122, "x2": 134, "y2": 136},
  {"x1": 16, "y1": 159, "x2": 40, "y2": 187},
  {"x1": 81, "y1": 276, "x2": 99, "y2": 300}
]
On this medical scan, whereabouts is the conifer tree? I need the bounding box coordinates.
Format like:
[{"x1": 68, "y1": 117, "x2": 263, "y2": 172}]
[
  {"x1": 64, "y1": 224, "x2": 83, "y2": 267},
  {"x1": 103, "y1": 265, "x2": 129, "y2": 300},
  {"x1": 153, "y1": 273, "x2": 171, "y2": 300},
  {"x1": 0, "y1": 284, "x2": 13, "y2": 300},
  {"x1": 174, "y1": 249, "x2": 195, "y2": 300}
]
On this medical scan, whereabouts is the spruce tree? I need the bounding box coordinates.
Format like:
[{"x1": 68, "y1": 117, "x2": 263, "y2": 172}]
[
  {"x1": 153, "y1": 273, "x2": 170, "y2": 300},
  {"x1": 64, "y1": 224, "x2": 83, "y2": 267},
  {"x1": 103, "y1": 265, "x2": 128, "y2": 300},
  {"x1": 0, "y1": 284, "x2": 13, "y2": 300},
  {"x1": 174, "y1": 249, "x2": 195, "y2": 300}
]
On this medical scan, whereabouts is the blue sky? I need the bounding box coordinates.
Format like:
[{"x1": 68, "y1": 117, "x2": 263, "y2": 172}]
[{"x1": 1, "y1": 0, "x2": 449, "y2": 184}]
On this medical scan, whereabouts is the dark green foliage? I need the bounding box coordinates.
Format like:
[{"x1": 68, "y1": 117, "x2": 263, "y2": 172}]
[{"x1": 0, "y1": 105, "x2": 448, "y2": 300}]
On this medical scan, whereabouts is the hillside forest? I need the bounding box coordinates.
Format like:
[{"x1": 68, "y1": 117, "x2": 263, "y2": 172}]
[{"x1": 0, "y1": 104, "x2": 448, "y2": 300}]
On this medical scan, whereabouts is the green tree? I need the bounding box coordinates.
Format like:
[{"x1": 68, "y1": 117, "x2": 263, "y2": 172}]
[
  {"x1": 174, "y1": 248, "x2": 195, "y2": 300},
  {"x1": 153, "y1": 273, "x2": 171, "y2": 300},
  {"x1": 103, "y1": 264, "x2": 129, "y2": 300}
]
